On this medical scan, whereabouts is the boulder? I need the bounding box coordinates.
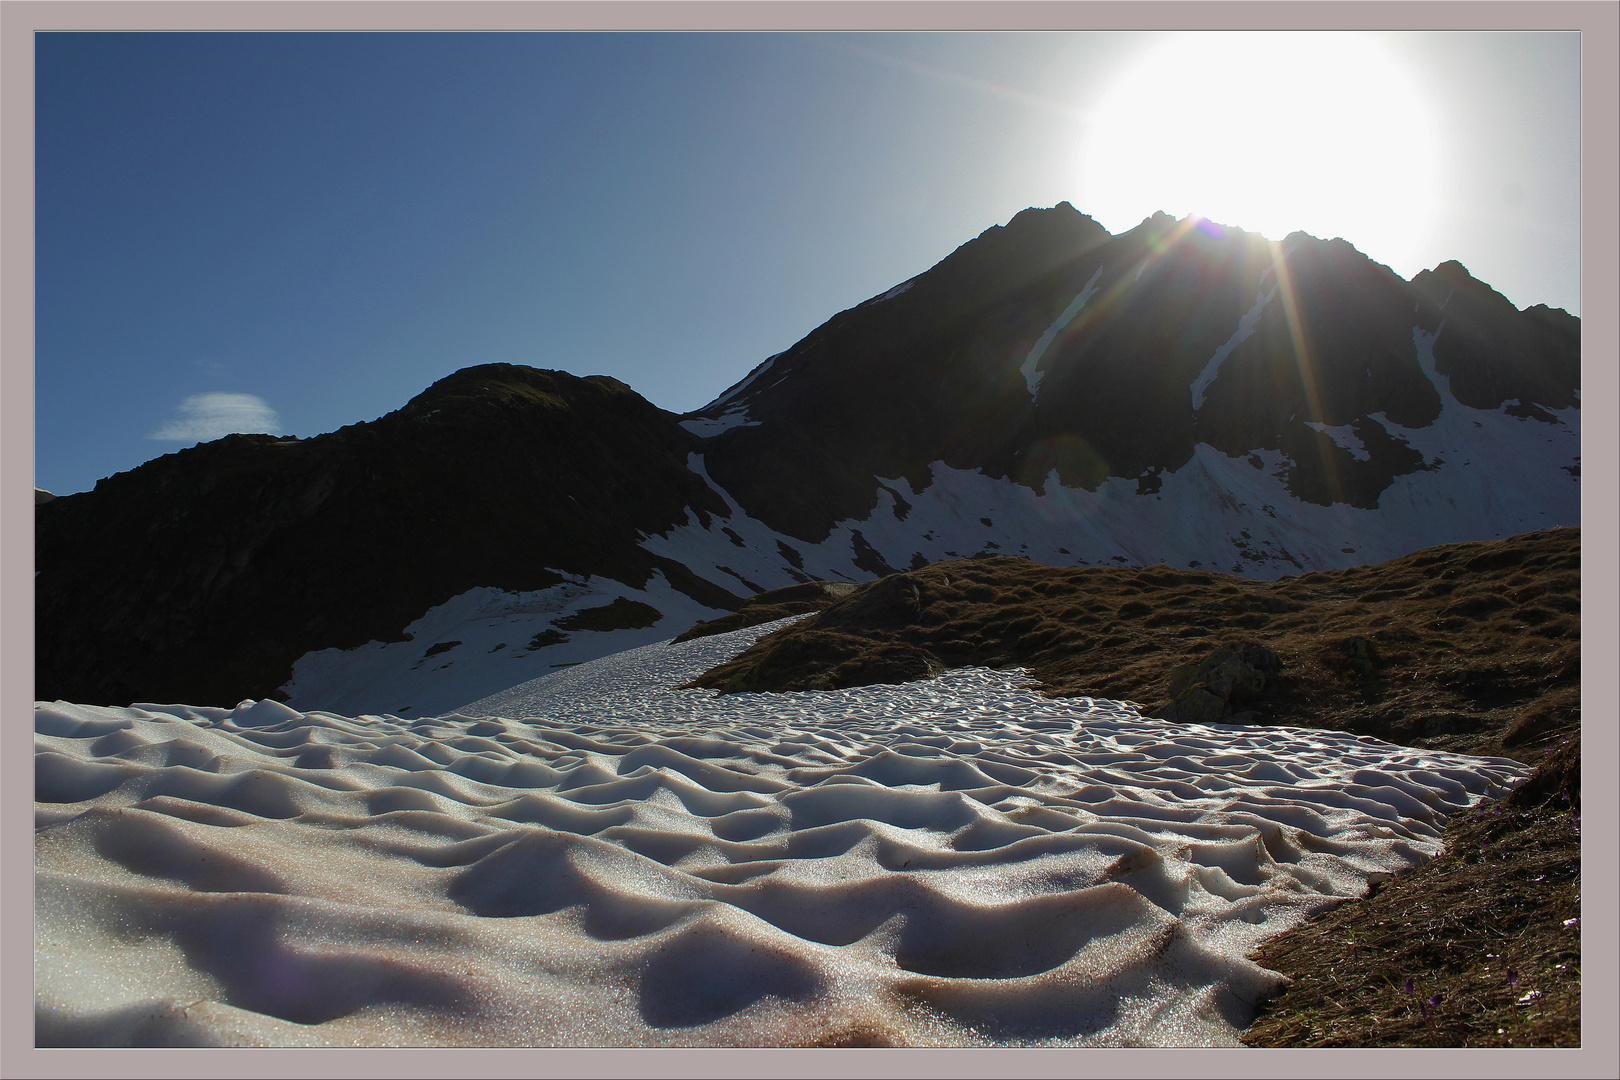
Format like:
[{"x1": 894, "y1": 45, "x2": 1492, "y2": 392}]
[{"x1": 1152, "y1": 641, "x2": 1281, "y2": 725}]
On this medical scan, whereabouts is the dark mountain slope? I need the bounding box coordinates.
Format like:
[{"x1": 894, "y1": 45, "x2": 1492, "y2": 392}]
[
  {"x1": 691, "y1": 203, "x2": 1115, "y2": 540},
  {"x1": 35, "y1": 365, "x2": 740, "y2": 706},
  {"x1": 693, "y1": 207, "x2": 1578, "y2": 541},
  {"x1": 1411, "y1": 259, "x2": 1581, "y2": 412}
]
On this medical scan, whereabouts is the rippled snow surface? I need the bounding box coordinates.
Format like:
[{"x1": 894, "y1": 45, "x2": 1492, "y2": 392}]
[{"x1": 36, "y1": 618, "x2": 1526, "y2": 1047}]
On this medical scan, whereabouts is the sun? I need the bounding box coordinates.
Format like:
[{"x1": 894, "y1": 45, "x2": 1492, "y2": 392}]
[{"x1": 1078, "y1": 32, "x2": 1443, "y2": 275}]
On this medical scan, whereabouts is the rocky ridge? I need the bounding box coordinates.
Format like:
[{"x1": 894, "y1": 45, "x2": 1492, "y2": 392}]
[{"x1": 35, "y1": 205, "x2": 1580, "y2": 711}]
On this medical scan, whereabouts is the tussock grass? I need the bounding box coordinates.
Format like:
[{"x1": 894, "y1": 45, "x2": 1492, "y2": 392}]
[{"x1": 1244, "y1": 739, "x2": 1581, "y2": 1047}]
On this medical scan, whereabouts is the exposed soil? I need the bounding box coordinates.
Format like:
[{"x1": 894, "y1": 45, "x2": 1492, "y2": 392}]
[{"x1": 681, "y1": 526, "x2": 1582, "y2": 1046}]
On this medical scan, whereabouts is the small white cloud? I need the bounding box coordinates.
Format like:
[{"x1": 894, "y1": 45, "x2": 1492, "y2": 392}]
[{"x1": 148, "y1": 392, "x2": 281, "y2": 442}]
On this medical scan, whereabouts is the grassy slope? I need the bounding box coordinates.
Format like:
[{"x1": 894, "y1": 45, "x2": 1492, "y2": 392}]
[{"x1": 681, "y1": 527, "x2": 1582, "y2": 1047}]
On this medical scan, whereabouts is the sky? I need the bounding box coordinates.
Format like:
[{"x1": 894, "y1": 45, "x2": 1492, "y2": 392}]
[{"x1": 34, "y1": 30, "x2": 1582, "y2": 497}]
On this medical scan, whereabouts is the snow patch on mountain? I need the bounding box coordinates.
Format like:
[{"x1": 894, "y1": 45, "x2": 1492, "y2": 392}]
[
  {"x1": 1304, "y1": 421, "x2": 1372, "y2": 462},
  {"x1": 703, "y1": 352, "x2": 785, "y2": 412},
  {"x1": 1191, "y1": 283, "x2": 1279, "y2": 410},
  {"x1": 1361, "y1": 325, "x2": 1580, "y2": 528},
  {"x1": 1019, "y1": 265, "x2": 1104, "y2": 397},
  {"x1": 654, "y1": 380, "x2": 1575, "y2": 592},
  {"x1": 680, "y1": 409, "x2": 760, "y2": 437},
  {"x1": 279, "y1": 570, "x2": 731, "y2": 718},
  {"x1": 280, "y1": 328, "x2": 1579, "y2": 717},
  {"x1": 868, "y1": 277, "x2": 919, "y2": 304},
  {"x1": 641, "y1": 454, "x2": 874, "y2": 589}
]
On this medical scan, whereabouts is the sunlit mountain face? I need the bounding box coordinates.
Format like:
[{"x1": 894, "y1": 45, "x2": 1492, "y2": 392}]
[{"x1": 36, "y1": 204, "x2": 1578, "y2": 713}]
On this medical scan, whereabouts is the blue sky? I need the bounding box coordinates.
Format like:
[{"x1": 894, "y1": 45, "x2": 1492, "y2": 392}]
[{"x1": 35, "y1": 31, "x2": 1582, "y2": 496}]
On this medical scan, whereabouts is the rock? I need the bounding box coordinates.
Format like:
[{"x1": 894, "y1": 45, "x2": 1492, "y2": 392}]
[
  {"x1": 1156, "y1": 688, "x2": 1231, "y2": 725},
  {"x1": 1343, "y1": 635, "x2": 1380, "y2": 676},
  {"x1": 1151, "y1": 640, "x2": 1282, "y2": 725}
]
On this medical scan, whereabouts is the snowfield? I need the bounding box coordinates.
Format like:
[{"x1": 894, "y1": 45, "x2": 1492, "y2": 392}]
[{"x1": 36, "y1": 618, "x2": 1526, "y2": 1047}]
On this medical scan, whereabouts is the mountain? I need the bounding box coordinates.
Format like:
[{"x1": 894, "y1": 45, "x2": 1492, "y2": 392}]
[
  {"x1": 688, "y1": 205, "x2": 1577, "y2": 552},
  {"x1": 35, "y1": 205, "x2": 1580, "y2": 713},
  {"x1": 34, "y1": 369, "x2": 741, "y2": 711}
]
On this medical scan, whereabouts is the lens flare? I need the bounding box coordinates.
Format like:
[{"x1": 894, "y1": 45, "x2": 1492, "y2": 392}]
[
  {"x1": 1266, "y1": 239, "x2": 1348, "y2": 507},
  {"x1": 1078, "y1": 32, "x2": 1442, "y2": 276}
]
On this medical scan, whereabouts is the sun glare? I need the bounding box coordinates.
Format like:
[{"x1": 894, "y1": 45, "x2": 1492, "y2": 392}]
[{"x1": 1078, "y1": 32, "x2": 1442, "y2": 275}]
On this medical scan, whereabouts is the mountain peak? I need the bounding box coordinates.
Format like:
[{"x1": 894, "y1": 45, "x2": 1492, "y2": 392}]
[
  {"x1": 982, "y1": 202, "x2": 1111, "y2": 248},
  {"x1": 1430, "y1": 258, "x2": 1475, "y2": 282},
  {"x1": 401, "y1": 364, "x2": 643, "y2": 421},
  {"x1": 1005, "y1": 200, "x2": 1090, "y2": 226}
]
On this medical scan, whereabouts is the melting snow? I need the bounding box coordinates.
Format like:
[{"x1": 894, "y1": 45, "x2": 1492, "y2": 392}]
[
  {"x1": 37, "y1": 618, "x2": 1525, "y2": 1047},
  {"x1": 680, "y1": 409, "x2": 760, "y2": 437},
  {"x1": 873, "y1": 278, "x2": 918, "y2": 303},
  {"x1": 702, "y1": 353, "x2": 783, "y2": 412}
]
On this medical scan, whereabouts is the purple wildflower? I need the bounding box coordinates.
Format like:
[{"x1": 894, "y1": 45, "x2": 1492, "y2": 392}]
[
  {"x1": 1403, "y1": 977, "x2": 1415, "y2": 995},
  {"x1": 1507, "y1": 969, "x2": 1519, "y2": 987}
]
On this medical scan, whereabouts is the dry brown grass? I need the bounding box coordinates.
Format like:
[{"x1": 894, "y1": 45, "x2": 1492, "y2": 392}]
[
  {"x1": 687, "y1": 528, "x2": 1578, "y2": 761},
  {"x1": 1243, "y1": 737, "x2": 1581, "y2": 1047}
]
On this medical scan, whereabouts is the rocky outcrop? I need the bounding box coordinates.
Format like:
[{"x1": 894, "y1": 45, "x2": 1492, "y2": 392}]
[
  {"x1": 1411, "y1": 260, "x2": 1580, "y2": 412},
  {"x1": 1150, "y1": 641, "x2": 1283, "y2": 725}
]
